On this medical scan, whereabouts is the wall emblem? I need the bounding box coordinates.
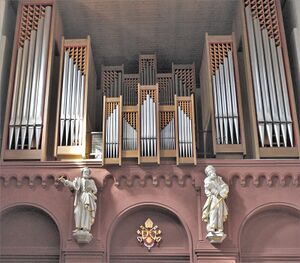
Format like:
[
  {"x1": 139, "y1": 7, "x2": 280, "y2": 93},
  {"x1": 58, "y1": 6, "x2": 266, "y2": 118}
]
[{"x1": 137, "y1": 218, "x2": 162, "y2": 251}]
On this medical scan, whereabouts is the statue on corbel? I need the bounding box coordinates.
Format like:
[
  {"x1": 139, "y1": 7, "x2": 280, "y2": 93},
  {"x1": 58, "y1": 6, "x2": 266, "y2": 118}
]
[
  {"x1": 58, "y1": 167, "x2": 98, "y2": 244},
  {"x1": 202, "y1": 165, "x2": 229, "y2": 243}
]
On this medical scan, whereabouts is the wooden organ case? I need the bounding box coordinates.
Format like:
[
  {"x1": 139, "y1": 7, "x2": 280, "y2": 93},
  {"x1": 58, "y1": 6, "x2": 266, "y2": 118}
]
[
  {"x1": 102, "y1": 54, "x2": 197, "y2": 165},
  {"x1": 54, "y1": 36, "x2": 96, "y2": 159},
  {"x1": 200, "y1": 33, "x2": 246, "y2": 158},
  {"x1": 1, "y1": 0, "x2": 62, "y2": 161},
  {"x1": 234, "y1": 0, "x2": 300, "y2": 158}
]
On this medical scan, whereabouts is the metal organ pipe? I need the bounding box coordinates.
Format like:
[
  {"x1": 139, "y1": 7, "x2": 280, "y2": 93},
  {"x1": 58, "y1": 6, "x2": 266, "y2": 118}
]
[
  {"x1": 14, "y1": 39, "x2": 30, "y2": 149},
  {"x1": 35, "y1": 6, "x2": 52, "y2": 149},
  {"x1": 245, "y1": 7, "x2": 265, "y2": 147},
  {"x1": 21, "y1": 30, "x2": 37, "y2": 149},
  {"x1": 227, "y1": 50, "x2": 240, "y2": 144}
]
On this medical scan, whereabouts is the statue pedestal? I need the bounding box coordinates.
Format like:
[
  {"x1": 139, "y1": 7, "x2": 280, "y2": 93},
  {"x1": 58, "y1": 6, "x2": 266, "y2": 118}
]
[
  {"x1": 206, "y1": 231, "x2": 226, "y2": 244},
  {"x1": 73, "y1": 230, "x2": 93, "y2": 244}
]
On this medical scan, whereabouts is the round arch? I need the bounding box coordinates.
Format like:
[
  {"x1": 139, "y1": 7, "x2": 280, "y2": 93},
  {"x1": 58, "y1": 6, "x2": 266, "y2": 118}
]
[
  {"x1": 106, "y1": 202, "x2": 193, "y2": 263},
  {"x1": 0, "y1": 203, "x2": 61, "y2": 262},
  {"x1": 238, "y1": 202, "x2": 300, "y2": 262}
]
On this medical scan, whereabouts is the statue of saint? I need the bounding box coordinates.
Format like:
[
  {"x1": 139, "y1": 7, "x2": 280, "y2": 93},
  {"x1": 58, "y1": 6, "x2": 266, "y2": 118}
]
[
  {"x1": 202, "y1": 165, "x2": 229, "y2": 243},
  {"x1": 58, "y1": 167, "x2": 97, "y2": 238}
]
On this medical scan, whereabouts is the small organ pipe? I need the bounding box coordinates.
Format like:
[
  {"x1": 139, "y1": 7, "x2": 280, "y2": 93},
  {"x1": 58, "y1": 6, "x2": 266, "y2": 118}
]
[{"x1": 75, "y1": 70, "x2": 81, "y2": 145}]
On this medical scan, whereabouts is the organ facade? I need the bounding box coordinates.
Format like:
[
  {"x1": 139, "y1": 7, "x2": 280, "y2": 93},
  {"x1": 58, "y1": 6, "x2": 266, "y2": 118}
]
[{"x1": 0, "y1": 0, "x2": 299, "y2": 262}]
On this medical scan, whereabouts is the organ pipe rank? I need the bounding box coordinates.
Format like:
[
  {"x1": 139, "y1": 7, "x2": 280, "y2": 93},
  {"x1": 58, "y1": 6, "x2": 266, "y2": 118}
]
[
  {"x1": 236, "y1": 0, "x2": 300, "y2": 158},
  {"x1": 102, "y1": 54, "x2": 197, "y2": 165},
  {"x1": 2, "y1": 0, "x2": 62, "y2": 161},
  {"x1": 200, "y1": 33, "x2": 246, "y2": 158}
]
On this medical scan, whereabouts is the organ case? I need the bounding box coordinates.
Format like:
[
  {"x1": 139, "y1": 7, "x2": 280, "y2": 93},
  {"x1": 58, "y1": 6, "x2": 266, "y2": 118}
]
[
  {"x1": 200, "y1": 33, "x2": 246, "y2": 158},
  {"x1": 234, "y1": 0, "x2": 300, "y2": 158},
  {"x1": 54, "y1": 36, "x2": 96, "y2": 159},
  {"x1": 1, "y1": 0, "x2": 62, "y2": 160}
]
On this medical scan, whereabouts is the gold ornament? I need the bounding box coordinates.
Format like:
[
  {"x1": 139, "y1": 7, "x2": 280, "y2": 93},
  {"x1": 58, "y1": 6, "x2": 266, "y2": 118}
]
[{"x1": 137, "y1": 218, "x2": 162, "y2": 251}]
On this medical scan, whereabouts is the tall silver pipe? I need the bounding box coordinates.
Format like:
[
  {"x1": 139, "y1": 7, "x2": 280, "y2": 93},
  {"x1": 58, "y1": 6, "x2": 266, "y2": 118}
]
[
  {"x1": 28, "y1": 17, "x2": 44, "y2": 149},
  {"x1": 227, "y1": 50, "x2": 240, "y2": 144},
  {"x1": 79, "y1": 74, "x2": 85, "y2": 146},
  {"x1": 60, "y1": 51, "x2": 69, "y2": 146},
  {"x1": 9, "y1": 47, "x2": 23, "y2": 149},
  {"x1": 65, "y1": 58, "x2": 74, "y2": 145},
  {"x1": 254, "y1": 18, "x2": 273, "y2": 146},
  {"x1": 223, "y1": 56, "x2": 234, "y2": 143},
  {"x1": 21, "y1": 30, "x2": 37, "y2": 149},
  {"x1": 219, "y1": 64, "x2": 228, "y2": 144},
  {"x1": 70, "y1": 64, "x2": 78, "y2": 146},
  {"x1": 116, "y1": 105, "x2": 119, "y2": 157},
  {"x1": 75, "y1": 69, "x2": 82, "y2": 145},
  {"x1": 14, "y1": 39, "x2": 30, "y2": 149},
  {"x1": 262, "y1": 29, "x2": 280, "y2": 147},
  {"x1": 215, "y1": 68, "x2": 224, "y2": 144},
  {"x1": 178, "y1": 106, "x2": 182, "y2": 157},
  {"x1": 277, "y1": 46, "x2": 293, "y2": 147},
  {"x1": 212, "y1": 74, "x2": 220, "y2": 144},
  {"x1": 270, "y1": 38, "x2": 287, "y2": 146},
  {"x1": 152, "y1": 97, "x2": 156, "y2": 156},
  {"x1": 35, "y1": 6, "x2": 52, "y2": 149},
  {"x1": 106, "y1": 113, "x2": 109, "y2": 157},
  {"x1": 245, "y1": 7, "x2": 265, "y2": 146}
]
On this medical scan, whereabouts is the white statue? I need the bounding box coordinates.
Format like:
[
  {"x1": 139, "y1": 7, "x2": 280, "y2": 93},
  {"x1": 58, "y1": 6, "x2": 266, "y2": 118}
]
[
  {"x1": 202, "y1": 165, "x2": 229, "y2": 243},
  {"x1": 58, "y1": 167, "x2": 97, "y2": 243}
]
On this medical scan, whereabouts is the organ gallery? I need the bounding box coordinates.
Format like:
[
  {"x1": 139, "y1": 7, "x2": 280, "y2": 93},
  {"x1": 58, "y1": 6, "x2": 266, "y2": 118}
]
[{"x1": 0, "y1": 0, "x2": 300, "y2": 262}]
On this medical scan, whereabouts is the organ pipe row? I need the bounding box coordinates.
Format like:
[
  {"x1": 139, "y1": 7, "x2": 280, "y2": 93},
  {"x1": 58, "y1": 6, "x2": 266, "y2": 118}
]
[
  {"x1": 9, "y1": 6, "x2": 52, "y2": 151},
  {"x1": 238, "y1": 0, "x2": 299, "y2": 158},
  {"x1": 200, "y1": 34, "x2": 246, "y2": 158},
  {"x1": 102, "y1": 55, "x2": 196, "y2": 165},
  {"x1": 54, "y1": 37, "x2": 96, "y2": 159},
  {"x1": 2, "y1": 0, "x2": 61, "y2": 161}
]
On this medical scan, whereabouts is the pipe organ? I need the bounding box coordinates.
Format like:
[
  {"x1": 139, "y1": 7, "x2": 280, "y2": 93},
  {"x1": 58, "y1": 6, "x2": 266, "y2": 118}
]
[
  {"x1": 54, "y1": 37, "x2": 96, "y2": 159},
  {"x1": 1, "y1": 0, "x2": 62, "y2": 160},
  {"x1": 236, "y1": 0, "x2": 300, "y2": 158},
  {"x1": 102, "y1": 54, "x2": 197, "y2": 165},
  {"x1": 200, "y1": 34, "x2": 246, "y2": 158}
]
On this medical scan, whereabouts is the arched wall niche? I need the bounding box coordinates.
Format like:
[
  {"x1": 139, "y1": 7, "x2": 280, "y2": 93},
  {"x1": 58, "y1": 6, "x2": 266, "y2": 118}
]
[
  {"x1": 239, "y1": 203, "x2": 300, "y2": 262},
  {"x1": 0, "y1": 204, "x2": 61, "y2": 263},
  {"x1": 107, "y1": 203, "x2": 192, "y2": 263}
]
